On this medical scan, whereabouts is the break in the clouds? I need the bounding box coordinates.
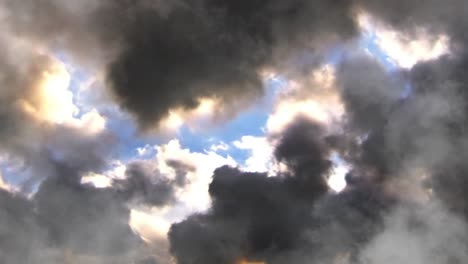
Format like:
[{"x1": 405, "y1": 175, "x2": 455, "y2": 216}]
[{"x1": 1, "y1": 0, "x2": 468, "y2": 264}]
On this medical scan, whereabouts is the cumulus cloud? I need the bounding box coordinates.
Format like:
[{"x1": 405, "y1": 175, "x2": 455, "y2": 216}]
[{"x1": 233, "y1": 136, "x2": 274, "y2": 173}]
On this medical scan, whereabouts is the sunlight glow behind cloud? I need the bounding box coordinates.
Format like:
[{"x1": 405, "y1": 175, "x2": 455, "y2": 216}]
[{"x1": 358, "y1": 13, "x2": 450, "y2": 69}]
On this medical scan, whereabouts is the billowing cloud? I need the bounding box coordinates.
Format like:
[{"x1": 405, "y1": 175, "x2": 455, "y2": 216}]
[
  {"x1": 169, "y1": 119, "x2": 330, "y2": 262},
  {"x1": 2, "y1": 0, "x2": 468, "y2": 263},
  {"x1": 1, "y1": 0, "x2": 359, "y2": 130}
]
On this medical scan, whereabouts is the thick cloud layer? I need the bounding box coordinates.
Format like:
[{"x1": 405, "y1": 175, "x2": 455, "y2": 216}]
[
  {"x1": 169, "y1": 119, "x2": 397, "y2": 264},
  {"x1": 170, "y1": 1, "x2": 468, "y2": 263},
  {"x1": 169, "y1": 119, "x2": 332, "y2": 263},
  {"x1": 0, "y1": 189, "x2": 45, "y2": 263},
  {"x1": 0, "y1": 159, "x2": 182, "y2": 263},
  {"x1": 1, "y1": 0, "x2": 358, "y2": 129},
  {"x1": 2, "y1": 0, "x2": 468, "y2": 263}
]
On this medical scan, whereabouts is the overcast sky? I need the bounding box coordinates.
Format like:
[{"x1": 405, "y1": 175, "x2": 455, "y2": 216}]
[{"x1": 0, "y1": 1, "x2": 465, "y2": 263}]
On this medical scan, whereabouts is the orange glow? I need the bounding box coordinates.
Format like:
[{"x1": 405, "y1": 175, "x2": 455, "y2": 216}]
[{"x1": 238, "y1": 260, "x2": 265, "y2": 264}]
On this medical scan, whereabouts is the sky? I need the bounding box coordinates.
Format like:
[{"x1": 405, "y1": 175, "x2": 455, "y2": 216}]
[
  {"x1": 9, "y1": 10, "x2": 442, "y2": 251},
  {"x1": 0, "y1": 1, "x2": 467, "y2": 264}
]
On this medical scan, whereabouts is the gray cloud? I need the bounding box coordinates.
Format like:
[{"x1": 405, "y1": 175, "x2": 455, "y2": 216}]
[
  {"x1": 1, "y1": 0, "x2": 359, "y2": 130},
  {"x1": 169, "y1": 119, "x2": 396, "y2": 264},
  {"x1": 2, "y1": 0, "x2": 468, "y2": 263}
]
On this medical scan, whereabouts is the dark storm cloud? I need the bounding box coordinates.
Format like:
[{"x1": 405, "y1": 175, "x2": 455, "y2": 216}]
[
  {"x1": 332, "y1": 54, "x2": 406, "y2": 181},
  {"x1": 35, "y1": 163, "x2": 141, "y2": 256},
  {"x1": 273, "y1": 118, "x2": 331, "y2": 199},
  {"x1": 169, "y1": 0, "x2": 468, "y2": 262},
  {"x1": 34, "y1": 158, "x2": 188, "y2": 257},
  {"x1": 3, "y1": 0, "x2": 468, "y2": 263},
  {"x1": 403, "y1": 56, "x2": 468, "y2": 217},
  {"x1": 0, "y1": 189, "x2": 46, "y2": 263},
  {"x1": 1, "y1": 0, "x2": 359, "y2": 129},
  {"x1": 336, "y1": 54, "x2": 404, "y2": 133},
  {"x1": 169, "y1": 119, "x2": 332, "y2": 263},
  {"x1": 0, "y1": 159, "x2": 175, "y2": 263},
  {"x1": 169, "y1": 165, "x2": 318, "y2": 264},
  {"x1": 333, "y1": 0, "x2": 468, "y2": 219},
  {"x1": 104, "y1": 0, "x2": 358, "y2": 129},
  {"x1": 329, "y1": 3, "x2": 468, "y2": 262},
  {"x1": 169, "y1": 118, "x2": 397, "y2": 264}
]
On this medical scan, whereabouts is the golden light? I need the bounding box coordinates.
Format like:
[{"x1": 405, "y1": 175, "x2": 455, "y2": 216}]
[
  {"x1": 161, "y1": 97, "x2": 217, "y2": 131},
  {"x1": 194, "y1": 97, "x2": 216, "y2": 115},
  {"x1": 163, "y1": 111, "x2": 184, "y2": 130},
  {"x1": 0, "y1": 173, "x2": 13, "y2": 192},
  {"x1": 19, "y1": 60, "x2": 77, "y2": 124}
]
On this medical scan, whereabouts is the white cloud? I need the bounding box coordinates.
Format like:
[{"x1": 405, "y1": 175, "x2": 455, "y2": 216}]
[
  {"x1": 68, "y1": 108, "x2": 107, "y2": 134},
  {"x1": 80, "y1": 160, "x2": 127, "y2": 189},
  {"x1": 137, "y1": 144, "x2": 157, "y2": 158},
  {"x1": 129, "y1": 208, "x2": 172, "y2": 242},
  {"x1": 209, "y1": 141, "x2": 230, "y2": 152},
  {"x1": 17, "y1": 56, "x2": 109, "y2": 136},
  {"x1": 358, "y1": 13, "x2": 450, "y2": 69},
  {"x1": 266, "y1": 65, "x2": 344, "y2": 134},
  {"x1": 80, "y1": 172, "x2": 113, "y2": 188},
  {"x1": 117, "y1": 140, "x2": 237, "y2": 243},
  {"x1": 233, "y1": 136, "x2": 274, "y2": 173},
  {"x1": 155, "y1": 139, "x2": 237, "y2": 211},
  {"x1": 0, "y1": 172, "x2": 13, "y2": 192}
]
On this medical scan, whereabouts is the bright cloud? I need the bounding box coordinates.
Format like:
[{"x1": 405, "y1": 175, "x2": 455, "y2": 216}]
[
  {"x1": 209, "y1": 141, "x2": 230, "y2": 152},
  {"x1": 327, "y1": 158, "x2": 350, "y2": 193},
  {"x1": 0, "y1": 172, "x2": 13, "y2": 192},
  {"x1": 126, "y1": 140, "x2": 237, "y2": 243},
  {"x1": 155, "y1": 139, "x2": 237, "y2": 211},
  {"x1": 18, "y1": 58, "x2": 76, "y2": 124},
  {"x1": 17, "y1": 56, "x2": 108, "y2": 136},
  {"x1": 233, "y1": 136, "x2": 274, "y2": 173},
  {"x1": 359, "y1": 13, "x2": 450, "y2": 69},
  {"x1": 129, "y1": 208, "x2": 172, "y2": 242},
  {"x1": 159, "y1": 98, "x2": 220, "y2": 133},
  {"x1": 80, "y1": 172, "x2": 113, "y2": 188},
  {"x1": 266, "y1": 65, "x2": 344, "y2": 134}
]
